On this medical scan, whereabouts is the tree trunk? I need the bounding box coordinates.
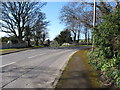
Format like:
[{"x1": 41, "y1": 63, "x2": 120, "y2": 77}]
[
  {"x1": 87, "y1": 30, "x2": 90, "y2": 44},
  {"x1": 77, "y1": 30, "x2": 80, "y2": 43},
  {"x1": 85, "y1": 27, "x2": 88, "y2": 44},
  {"x1": 35, "y1": 39, "x2": 39, "y2": 46},
  {"x1": 18, "y1": 13, "x2": 22, "y2": 43},
  {"x1": 18, "y1": 25, "x2": 22, "y2": 43},
  {"x1": 73, "y1": 33, "x2": 76, "y2": 43},
  {"x1": 27, "y1": 25, "x2": 31, "y2": 47}
]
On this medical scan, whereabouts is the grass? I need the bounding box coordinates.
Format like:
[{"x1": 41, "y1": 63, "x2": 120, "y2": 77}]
[
  {"x1": 75, "y1": 45, "x2": 92, "y2": 46},
  {"x1": 0, "y1": 45, "x2": 45, "y2": 55},
  {"x1": 33, "y1": 46, "x2": 44, "y2": 48},
  {"x1": 0, "y1": 48, "x2": 30, "y2": 55},
  {"x1": 60, "y1": 44, "x2": 92, "y2": 47},
  {"x1": 0, "y1": 45, "x2": 44, "y2": 51},
  {"x1": 0, "y1": 48, "x2": 21, "y2": 51}
]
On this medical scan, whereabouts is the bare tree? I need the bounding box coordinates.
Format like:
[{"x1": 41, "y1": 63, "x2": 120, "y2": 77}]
[
  {"x1": 31, "y1": 13, "x2": 49, "y2": 46},
  {"x1": 67, "y1": 22, "x2": 77, "y2": 43},
  {"x1": 60, "y1": 2, "x2": 117, "y2": 45},
  {"x1": 60, "y1": 2, "x2": 93, "y2": 44},
  {"x1": 60, "y1": 2, "x2": 116, "y2": 29},
  {"x1": 1, "y1": 2, "x2": 46, "y2": 43}
]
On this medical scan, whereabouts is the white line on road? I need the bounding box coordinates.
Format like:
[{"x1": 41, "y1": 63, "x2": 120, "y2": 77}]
[
  {"x1": 0, "y1": 62, "x2": 16, "y2": 68},
  {"x1": 28, "y1": 53, "x2": 46, "y2": 59},
  {"x1": 28, "y1": 55, "x2": 38, "y2": 59}
]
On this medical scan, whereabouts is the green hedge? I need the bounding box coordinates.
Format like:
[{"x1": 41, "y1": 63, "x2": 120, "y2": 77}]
[{"x1": 89, "y1": 8, "x2": 120, "y2": 88}]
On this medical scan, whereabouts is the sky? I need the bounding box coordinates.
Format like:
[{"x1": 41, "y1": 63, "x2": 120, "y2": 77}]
[
  {"x1": 41, "y1": 2, "x2": 67, "y2": 40},
  {"x1": 41, "y1": 2, "x2": 85, "y2": 40},
  {"x1": 0, "y1": 2, "x2": 86, "y2": 40}
]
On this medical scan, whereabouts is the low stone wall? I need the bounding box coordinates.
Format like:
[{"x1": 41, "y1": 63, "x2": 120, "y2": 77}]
[
  {"x1": 0, "y1": 43, "x2": 28, "y2": 49},
  {"x1": 0, "y1": 44, "x2": 9, "y2": 49}
]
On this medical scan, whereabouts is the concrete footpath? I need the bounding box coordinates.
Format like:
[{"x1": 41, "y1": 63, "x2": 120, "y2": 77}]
[{"x1": 55, "y1": 50, "x2": 101, "y2": 88}]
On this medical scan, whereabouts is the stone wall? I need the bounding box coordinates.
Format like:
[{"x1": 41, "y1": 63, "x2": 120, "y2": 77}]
[{"x1": 0, "y1": 43, "x2": 28, "y2": 49}]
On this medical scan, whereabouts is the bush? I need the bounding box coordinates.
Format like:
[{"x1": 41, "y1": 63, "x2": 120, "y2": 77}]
[
  {"x1": 89, "y1": 8, "x2": 120, "y2": 88},
  {"x1": 50, "y1": 40, "x2": 60, "y2": 47}
]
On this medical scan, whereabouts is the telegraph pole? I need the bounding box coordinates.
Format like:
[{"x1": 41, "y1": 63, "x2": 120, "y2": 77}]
[{"x1": 92, "y1": 0, "x2": 96, "y2": 50}]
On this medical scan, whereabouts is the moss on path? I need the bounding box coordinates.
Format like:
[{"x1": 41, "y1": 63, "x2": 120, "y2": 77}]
[{"x1": 55, "y1": 50, "x2": 101, "y2": 88}]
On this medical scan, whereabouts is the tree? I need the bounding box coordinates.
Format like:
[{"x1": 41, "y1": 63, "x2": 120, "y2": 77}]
[
  {"x1": 1, "y1": 36, "x2": 18, "y2": 44},
  {"x1": 1, "y1": 37, "x2": 10, "y2": 43},
  {"x1": 31, "y1": 13, "x2": 49, "y2": 46},
  {"x1": 60, "y1": 2, "x2": 93, "y2": 29},
  {"x1": 54, "y1": 29, "x2": 72, "y2": 45},
  {"x1": 66, "y1": 20, "x2": 82, "y2": 43},
  {"x1": 1, "y1": 2, "x2": 46, "y2": 43},
  {"x1": 24, "y1": 25, "x2": 32, "y2": 46},
  {"x1": 60, "y1": 2, "x2": 93, "y2": 43},
  {"x1": 66, "y1": 21, "x2": 77, "y2": 43},
  {"x1": 50, "y1": 40, "x2": 60, "y2": 47},
  {"x1": 60, "y1": 2, "x2": 117, "y2": 44},
  {"x1": 41, "y1": 31, "x2": 49, "y2": 45}
]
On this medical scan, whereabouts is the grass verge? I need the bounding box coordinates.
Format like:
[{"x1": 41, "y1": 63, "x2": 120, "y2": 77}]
[
  {"x1": 0, "y1": 48, "x2": 31, "y2": 55},
  {"x1": 60, "y1": 45, "x2": 92, "y2": 47}
]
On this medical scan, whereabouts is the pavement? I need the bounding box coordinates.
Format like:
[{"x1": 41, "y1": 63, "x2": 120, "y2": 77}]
[
  {"x1": 55, "y1": 50, "x2": 101, "y2": 88},
  {"x1": 0, "y1": 46, "x2": 93, "y2": 89}
]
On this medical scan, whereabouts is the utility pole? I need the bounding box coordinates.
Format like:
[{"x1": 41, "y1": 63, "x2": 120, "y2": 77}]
[{"x1": 92, "y1": 0, "x2": 96, "y2": 50}]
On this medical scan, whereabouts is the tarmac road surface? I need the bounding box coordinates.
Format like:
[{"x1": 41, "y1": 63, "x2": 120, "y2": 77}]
[{"x1": 0, "y1": 46, "x2": 91, "y2": 88}]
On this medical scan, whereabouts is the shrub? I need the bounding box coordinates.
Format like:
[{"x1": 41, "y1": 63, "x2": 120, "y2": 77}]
[{"x1": 89, "y1": 8, "x2": 120, "y2": 88}]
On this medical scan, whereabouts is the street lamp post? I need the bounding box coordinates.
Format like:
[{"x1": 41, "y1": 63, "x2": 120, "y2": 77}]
[{"x1": 92, "y1": 0, "x2": 96, "y2": 50}]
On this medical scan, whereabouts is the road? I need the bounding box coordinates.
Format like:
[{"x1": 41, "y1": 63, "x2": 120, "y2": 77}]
[
  {"x1": 0, "y1": 46, "x2": 91, "y2": 88},
  {"x1": 0, "y1": 48, "x2": 78, "y2": 88}
]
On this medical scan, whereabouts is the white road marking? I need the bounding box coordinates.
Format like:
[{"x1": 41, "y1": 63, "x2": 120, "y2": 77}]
[
  {"x1": 0, "y1": 62, "x2": 16, "y2": 68},
  {"x1": 28, "y1": 53, "x2": 46, "y2": 59},
  {"x1": 28, "y1": 55, "x2": 38, "y2": 59}
]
